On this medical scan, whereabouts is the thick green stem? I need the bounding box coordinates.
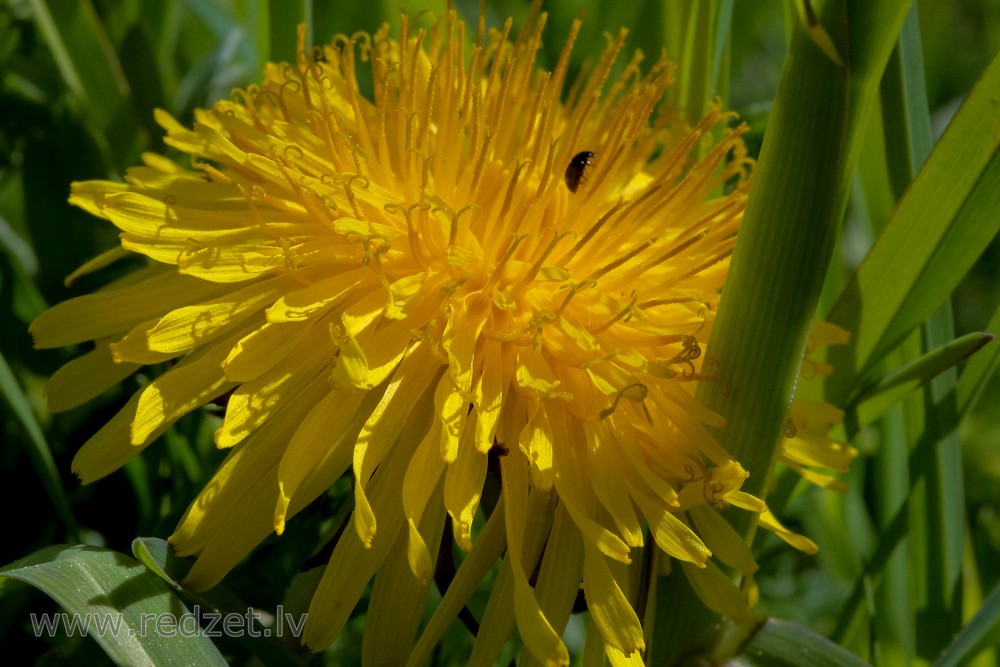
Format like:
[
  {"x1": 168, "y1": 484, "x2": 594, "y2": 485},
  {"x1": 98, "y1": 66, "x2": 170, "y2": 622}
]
[{"x1": 650, "y1": 1, "x2": 910, "y2": 663}]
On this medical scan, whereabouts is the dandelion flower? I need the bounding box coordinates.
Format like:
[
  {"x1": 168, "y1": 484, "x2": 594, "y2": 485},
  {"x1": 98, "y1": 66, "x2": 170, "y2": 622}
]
[{"x1": 31, "y1": 8, "x2": 852, "y2": 664}]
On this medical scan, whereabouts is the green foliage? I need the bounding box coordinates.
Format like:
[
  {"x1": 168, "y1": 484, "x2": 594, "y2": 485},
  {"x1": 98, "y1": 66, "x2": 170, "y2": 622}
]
[
  {"x1": 1, "y1": 0, "x2": 998, "y2": 665},
  {"x1": 0, "y1": 544, "x2": 227, "y2": 666}
]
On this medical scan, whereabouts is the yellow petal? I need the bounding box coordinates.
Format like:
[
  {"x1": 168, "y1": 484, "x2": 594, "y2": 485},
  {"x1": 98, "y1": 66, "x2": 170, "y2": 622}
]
[
  {"x1": 500, "y1": 454, "x2": 570, "y2": 666},
  {"x1": 215, "y1": 322, "x2": 333, "y2": 448},
  {"x1": 97, "y1": 191, "x2": 314, "y2": 243},
  {"x1": 222, "y1": 321, "x2": 312, "y2": 382},
  {"x1": 31, "y1": 266, "x2": 224, "y2": 348},
  {"x1": 274, "y1": 388, "x2": 368, "y2": 534},
  {"x1": 365, "y1": 489, "x2": 446, "y2": 666},
  {"x1": 470, "y1": 556, "x2": 517, "y2": 666},
  {"x1": 130, "y1": 329, "x2": 242, "y2": 446},
  {"x1": 71, "y1": 392, "x2": 147, "y2": 484},
  {"x1": 407, "y1": 505, "x2": 508, "y2": 667},
  {"x1": 631, "y1": 483, "x2": 711, "y2": 566},
  {"x1": 173, "y1": 371, "x2": 327, "y2": 550},
  {"x1": 587, "y1": 424, "x2": 644, "y2": 547},
  {"x1": 303, "y1": 406, "x2": 424, "y2": 651},
  {"x1": 549, "y1": 414, "x2": 632, "y2": 563},
  {"x1": 328, "y1": 286, "x2": 395, "y2": 391},
  {"x1": 520, "y1": 405, "x2": 555, "y2": 490},
  {"x1": 689, "y1": 504, "x2": 758, "y2": 577},
  {"x1": 473, "y1": 341, "x2": 505, "y2": 452},
  {"x1": 265, "y1": 268, "x2": 372, "y2": 322},
  {"x1": 582, "y1": 543, "x2": 645, "y2": 655},
  {"x1": 527, "y1": 503, "x2": 584, "y2": 664},
  {"x1": 68, "y1": 179, "x2": 127, "y2": 218},
  {"x1": 443, "y1": 414, "x2": 487, "y2": 550},
  {"x1": 758, "y1": 508, "x2": 820, "y2": 554},
  {"x1": 681, "y1": 559, "x2": 753, "y2": 622},
  {"x1": 353, "y1": 344, "x2": 442, "y2": 547},
  {"x1": 179, "y1": 376, "x2": 335, "y2": 589},
  {"x1": 781, "y1": 460, "x2": 849, "y2": 492},
  {"x1": 809, "y1": 319, "x2": 850, "y2": 346},
  {"x1": 353, "y1": 315, "x2": 424, "y2": 389},
  {"x1": 46, "y1": 345, "x2": 140, "y2": 412},
  {"x1": 605, "y1": 645, "x2": 646, "y2": 666},
  {"x1": 780, "y1": 433, "x2": 857, "y2": 472},
  {"x1": 111, "y1": 274, "x2": 297, "y2": 363},
  {"x1": 402, "y1": 421, "x2": 446, "y2": 581},
  {"x1": 434, "y1": 374, "x2": 469, "y2": 463},
  {"x1": 63, "y1": 246, "x2": 130, "y2": 286},
  {"x1": 790, "y1": 397, "x2": 845, "y2": 427}
]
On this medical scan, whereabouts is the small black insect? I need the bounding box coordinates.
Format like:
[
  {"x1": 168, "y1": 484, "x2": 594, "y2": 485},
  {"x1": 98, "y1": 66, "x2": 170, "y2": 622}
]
[{"x1": 564, "y1": 151, "x2": 594, "y2": 193}]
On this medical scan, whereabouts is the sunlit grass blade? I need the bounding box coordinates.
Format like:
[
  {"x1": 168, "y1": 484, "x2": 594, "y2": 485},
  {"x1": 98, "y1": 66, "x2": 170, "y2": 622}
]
[
  {"x1": 849, "y1": 332, "x2": 993, "y2": 433},
  {"x1": 0, "y1": 351, "x2": 78, "y2": 541},
  {"x1": 0, "y1": 545, "x2": 228, "y2": 666},
  {"x1": 826, "y1": 50, "x2": 1000, "y2": 404},
  {"x1": 132, "y1": 537, "x2": 307, "y2": 667},
  {"x1": 132, "y1": 537, "x2": 192, "y2": 590}
]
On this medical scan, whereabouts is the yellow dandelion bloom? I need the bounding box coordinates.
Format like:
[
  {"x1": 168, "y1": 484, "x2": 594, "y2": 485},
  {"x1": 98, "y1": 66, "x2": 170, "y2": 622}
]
[{"x1": 30, "y1": 8, "x2": 851, "y2": 664}]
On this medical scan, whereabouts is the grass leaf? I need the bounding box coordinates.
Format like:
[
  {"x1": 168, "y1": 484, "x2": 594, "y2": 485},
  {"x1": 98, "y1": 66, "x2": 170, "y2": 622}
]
[
  {"x1": 934, "y1": 581, "x2": 1000, "y2": 667},
  {"x1": 734, "y1": 618, "x2": 873, "y2": 667},
  {"x1": 0, "y1": 351, "x2": 78, "y2": 540},
  {"x1": 0, "y1": 544, "x2": 227, "y2": 667},
  {"x1": 849, "y1": 332, "x2": 993, "y2": 433},
  {"x1": 826, "y1": 50, "x2": 1000, "y2": 404}
]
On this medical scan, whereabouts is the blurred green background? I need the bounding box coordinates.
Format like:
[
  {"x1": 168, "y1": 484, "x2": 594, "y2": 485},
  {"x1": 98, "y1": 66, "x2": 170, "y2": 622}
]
[{"x1": 1, "y1": 0, "x2": 999, "y2": 664}]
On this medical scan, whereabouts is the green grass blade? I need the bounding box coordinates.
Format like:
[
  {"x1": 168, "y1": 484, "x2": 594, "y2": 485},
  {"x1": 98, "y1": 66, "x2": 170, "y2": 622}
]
[
  {"x1": 934, "y1": 581, "x2": 1000, "y2": 667},
  {"x1": 826, "y1": 50, "x2": 1000, "y2": 404},
  {"x1": 0, "y1": 545, "x2": 228, "y2": 666},
  {"x1": 677, "y1": 2, "x2": 713, "y2": 124},
  {"x1": 710, "y1": 0, "x2": 735, "y2": 103},
  {"x1": 132, "y1": 538, "x2": 191, "y2": 590},
  {"x1": 651, "y1": 2, "x2": 911, "y2": 662},
  {"x1": 880, "y1": 10, "x2": 933, "y2": 189},
  {"x1": 26, "y1": 0, "x2": 128, "y2": 125},
  {"x1": 132, "y1": 537, "x2": 307, "y2": 667},
  {"x1": 849, "y1": 332, "x2": 994, "y2": 432},
  {"x1": 956, "y1": 301, "x2": 1000, "y2": 417},
  {"x1": 268, "y1": 0, "x2": 308, "y2": 64},
  {"x1": 696, "y1": 0, "x2": 909, "y2": 532},
  {"x1": 179, "y1": 0, "x2": 256, "y2": 67},
  {"x1": 734, "y1": 618, "x2": 873, "y2": 667},
  {"x1": 0, "y1": 351, "x2": 78, "y2": 540},
  {"x1": 661, "y1": 1, "x2": 732, "y2": 124},
  {"x1": 882, "y1": 13, "x2": 968, "y2": 663},
  {"x1": 845, "y1": 9, "x2": 970, "y2": 661},
  {"x1": 0, "y1": 215, "x2": 48, "y2": 320},
  {"x1": 911, "y1": 302, "x2": 967, "y2": 659},
  {"x1": 27, "y1": 0, "x2": 137, "y2": 165}
]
